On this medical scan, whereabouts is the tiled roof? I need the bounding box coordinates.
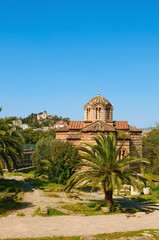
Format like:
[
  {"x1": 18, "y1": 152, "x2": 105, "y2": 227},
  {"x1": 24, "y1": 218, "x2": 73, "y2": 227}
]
[
  {"x1": 114, "y1": 121, "x2": 129, "y2": 130},
  {"x1": 81, "y1": 121, "x2": 116, "y2": 132},
  {"x1": 66, "y1": 134, "x2": 81, "y2": 140},
  {"x1": 87, "y1": 96, "x2": 109, "y2": 105},
  {"x1": 68, "y1": 121, "x2": 85, "y2": 129},
  {"x1": 129, "y1": 125, "x2": 142, "y2": 132},
  {"x1": 55, "y1": 126, "x2": 69, "y2": 132}
]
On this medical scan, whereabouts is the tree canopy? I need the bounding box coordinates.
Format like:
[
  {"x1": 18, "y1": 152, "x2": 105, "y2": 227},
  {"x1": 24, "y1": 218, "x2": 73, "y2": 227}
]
[
  {"x1": 143, "y1": 126, "x2": 159, "y2": 174},
  {"x1": 0, "y1": 108, "x2": 24, "y2": 174},
  {"x1": 32, "y1": 137, "x2": 79, "y2": 184}
]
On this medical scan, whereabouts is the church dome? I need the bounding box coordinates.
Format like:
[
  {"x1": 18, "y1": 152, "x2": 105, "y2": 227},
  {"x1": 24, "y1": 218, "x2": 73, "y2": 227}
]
[
  {"x1": 84, "y1": 94, "x2": 113, "y2": 122},
  {"x1": 87, "y1": 95, "x2": 109, "y2": 106}
]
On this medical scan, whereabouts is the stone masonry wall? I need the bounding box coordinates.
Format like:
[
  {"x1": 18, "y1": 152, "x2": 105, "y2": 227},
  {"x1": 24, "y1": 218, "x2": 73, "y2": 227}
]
[{"x1": 130, "y1": 132, "x2": 142, "y2": 158}]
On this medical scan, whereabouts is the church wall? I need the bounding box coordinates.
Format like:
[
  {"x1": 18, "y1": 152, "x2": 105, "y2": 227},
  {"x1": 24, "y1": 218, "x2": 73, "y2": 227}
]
[
  {"x1": 56, "y1": 132, "x2": 68, "y2": 142},
  {"x1": 130, "y1": 132, "x2": 142, "y2": 158},
  {"x1": 117, "y1": 139, "x2": 130, "y2": 154}
]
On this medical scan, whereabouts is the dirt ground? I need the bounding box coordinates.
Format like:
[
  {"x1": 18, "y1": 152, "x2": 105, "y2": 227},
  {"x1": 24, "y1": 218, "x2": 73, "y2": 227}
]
[{"x1": 0, "y1": 175, "x2": 159, "y2": 239}]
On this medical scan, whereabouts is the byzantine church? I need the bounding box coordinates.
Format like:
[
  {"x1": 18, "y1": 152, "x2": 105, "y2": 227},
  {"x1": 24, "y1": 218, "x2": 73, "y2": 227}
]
[{"x1": 56, "y1": 92, "x2": 142, "y2": 158}]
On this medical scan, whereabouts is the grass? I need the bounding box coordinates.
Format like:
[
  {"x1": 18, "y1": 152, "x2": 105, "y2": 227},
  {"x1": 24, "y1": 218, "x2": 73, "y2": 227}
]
[
  {"x1": 1, "y1": 229, "x2": 159, "y2": 239},
  {"x1": 46, "y1": 193, "x2": 60, "y2": 198},
  {"x1": 25, "y1": 177, "x2": 64, "y2": 192},
  {"x1": 17, "y1": 212, "x2": 25, "y2": 217},
  {"x1": 33, "y1": 207, "x2": 66, "y2": 217},
  {"x1": 0, "y1": 178, "x2": 24, "y2": 216},
  {"x1": 4, "y1": 170, "x2": 35, "y2": 178},
  {"x1": 62, "y1": 201, "x2": 120, "y2": 216},
  {"x1": 95, "y1": 229, "x2": 159, "y2": 239},
  {"x1": 131, "y1": 181, "x2": 159, "y2": 203}
]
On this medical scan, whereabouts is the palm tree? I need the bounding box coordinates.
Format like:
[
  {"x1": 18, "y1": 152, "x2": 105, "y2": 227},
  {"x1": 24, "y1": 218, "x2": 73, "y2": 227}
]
[
  {"x1": 65, "y1": 134, "x2": 148, "y2": 206},
  {"x1": 0, "y1": 108, "x2": 24, "y2": 174}
]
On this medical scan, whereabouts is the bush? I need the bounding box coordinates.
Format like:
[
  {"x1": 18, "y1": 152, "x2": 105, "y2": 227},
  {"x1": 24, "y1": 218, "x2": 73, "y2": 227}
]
[
  {"x1": 143, "y1": 127, "x2": 159, "y2": 174},
  {"x1": 31, "y1": 136, "x2": 57, "y2": 174},
  {"x1": 32, "y1": 137, "x2": 79, "y2": 184}
]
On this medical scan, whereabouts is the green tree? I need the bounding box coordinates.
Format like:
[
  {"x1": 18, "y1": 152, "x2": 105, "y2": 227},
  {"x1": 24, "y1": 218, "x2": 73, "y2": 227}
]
[
  {"x1": 22, "y1": 113, "x2": 39, "y2": 127},
  {"x1": 65, "y1": 134, "x2": 148, "y2": 206},
  {"x1": 22, "y1": 128, "x2": 56, "y2": 144},
  {"x1": 0, "y1": 108, "x2": 24, "y2": 173},
  {"x1": 142, "y1": 126, "x2": 159, "y2": 174},
  {"x1": 32, "y1": 138, "x2": 79, "y2": 184},
  {"x1": 31, "y1": 136, "x2": 56, "y2": 174},
  {"x1": 42, "y1": 141, "x2": 79, "y2": 184}
]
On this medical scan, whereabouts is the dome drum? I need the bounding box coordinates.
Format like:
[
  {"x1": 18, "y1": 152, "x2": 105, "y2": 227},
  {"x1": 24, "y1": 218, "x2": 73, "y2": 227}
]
[{"x1": 84, "y1": 95, "x2": 113, "y2": 122}]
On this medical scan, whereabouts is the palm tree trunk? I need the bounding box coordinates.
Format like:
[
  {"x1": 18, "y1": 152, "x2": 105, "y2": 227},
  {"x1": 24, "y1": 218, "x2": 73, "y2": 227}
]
[{"x1": 103, "y1": 187, "x2": 113, "y2": 206}]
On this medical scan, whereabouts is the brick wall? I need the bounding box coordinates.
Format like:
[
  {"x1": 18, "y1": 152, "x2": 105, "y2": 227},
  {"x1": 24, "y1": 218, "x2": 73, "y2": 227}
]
[{"x1": 130, "y1": 132, "x2": 142, "y2": 158}]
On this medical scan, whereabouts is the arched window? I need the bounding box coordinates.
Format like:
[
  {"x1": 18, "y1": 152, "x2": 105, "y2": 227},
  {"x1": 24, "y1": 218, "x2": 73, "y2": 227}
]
[
  {"x1": 87, "y1": 108, "x2": 91, "y2": 120},
  {"x1": 96, "y1": 107, "x2": 101, "y2": 120},
  {"x1": 119, "y1": 149, "x2": 127, "y2": 159}
]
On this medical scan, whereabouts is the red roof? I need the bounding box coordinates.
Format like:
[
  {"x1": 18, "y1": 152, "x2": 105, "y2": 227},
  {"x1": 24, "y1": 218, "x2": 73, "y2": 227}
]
[
  {"x1": 68, "y1": 121, "x2": 85, "y2": 129},
  {"x1": 114, "y1": 121, "x2": 129, "y2": 130}
]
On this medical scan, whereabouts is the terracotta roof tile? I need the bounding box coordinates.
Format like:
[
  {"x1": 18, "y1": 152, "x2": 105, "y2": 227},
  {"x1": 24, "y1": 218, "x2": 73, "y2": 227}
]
[
  {"x1": 129, "y1": 125, "x2": 142, "y2": 132},
  {"x1": 68, "y1": 121, "x2": 85, "y2": 129},
  {"x1": 81, "y1": 121, "x2": 116, "y2": 132},
  {"x1": 55, "y1": 126, "x2": 69, "y2": 132},
  {"x1": 114, "y1": 121, "x2": 129, "y2": 130}
]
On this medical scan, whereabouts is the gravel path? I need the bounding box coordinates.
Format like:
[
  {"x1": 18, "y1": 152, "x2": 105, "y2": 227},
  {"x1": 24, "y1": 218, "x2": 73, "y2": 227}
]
[
  {"x1": 1, "y1": 175, "x2": 159, "y2": 238},
  {"x1": 0, "y1": 211, "x2": 159, "y2": 238}
]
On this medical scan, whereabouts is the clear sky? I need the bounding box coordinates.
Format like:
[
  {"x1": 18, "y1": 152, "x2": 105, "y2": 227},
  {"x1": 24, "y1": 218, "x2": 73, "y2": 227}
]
[{"x1": 0, "y1": 0, "x2": 159, "y2": 128}]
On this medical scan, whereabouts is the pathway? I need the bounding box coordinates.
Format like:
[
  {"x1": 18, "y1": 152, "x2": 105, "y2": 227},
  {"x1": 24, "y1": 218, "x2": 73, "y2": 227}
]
[{"x1": 0, "y1": 175, "x2": 159, "y2": 238}]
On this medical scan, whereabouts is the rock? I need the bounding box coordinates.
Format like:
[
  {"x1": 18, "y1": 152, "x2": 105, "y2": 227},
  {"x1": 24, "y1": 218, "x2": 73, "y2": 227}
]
[
  {"x1": 40, "y1": 207, "x2": 48, "y2": 214},
  {"x1": 141, "y1": 233, "x2": 154, "y2": 238},
  {"x1": 101, "y1": 206, "x2": 110, "y2": 212},
  {"x1": 128, "y1": 237, "x2": 150, "y2": 240},
  {"x1": 68, "y1": 193, "x2": 79, "y2": 199}
]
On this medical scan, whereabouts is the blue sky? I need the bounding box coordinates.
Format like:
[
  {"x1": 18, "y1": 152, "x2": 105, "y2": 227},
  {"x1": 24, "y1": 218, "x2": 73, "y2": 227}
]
[{"x1": 0, "y1": 0, "x2": 159, "y2": 128}]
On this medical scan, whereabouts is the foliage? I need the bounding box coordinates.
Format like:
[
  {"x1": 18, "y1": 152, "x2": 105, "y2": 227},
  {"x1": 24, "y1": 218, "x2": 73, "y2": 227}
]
[
  {"x1": 95, "y1": 229, "x2": 159, "y2": 240},
  {"x1": 22, "y1": 128, "x2": 56, "y2": 144},
  {"x1": 32, "y1": 138, "x2": 79, "y2": 185},
  {"x1": 22, "y1": 113, "x2": 40, "y2": 128},
  {"x1": 65, "y1": 134, "x2": 149, "y2": 206},
  {"x1": 0, "y1": 109, "x2": 24, "y2": 173},
  {"x1": 62, "y1": 202, "x2": 103, "y2": 216},
  {"x1": 31, "y1": 136, "x2": 56, "y2": 173},
  {"x1": 25, "y1": 177, "x2": 64, "y2": 191},
  {"x1": 17, "y1": 212, "x2": 25, "y2": 216},
  {"x1": 0, "y1": 178, "x2": 24, "y2": 216},
  {"x1": 117, "y1": 130, "x2": 130, "y2": 139},
  {"x1": 143, "y1": 127, "x2": 159, "y2": 174},
  {"x1": 22, "y1": 112, "x2": 70, "y2": 128},
  {"x1": 62, "y1": 200, "x2": 121, "y2": 215},
  {"x1": 41, "y1": 141, "x2": 79, "y2": 184},
  {"x1": 33, "y1": 206, "x2": 65, "y2": 216}
]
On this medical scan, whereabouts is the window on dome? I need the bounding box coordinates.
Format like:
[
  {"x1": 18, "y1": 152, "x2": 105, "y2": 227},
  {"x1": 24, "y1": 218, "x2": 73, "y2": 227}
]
[
  {"x1": 87, "y1": 108, "x2": 91, "y2": 120},
  {"x1": 96, "y1": 108, "x2": 101, "y2": 120}
]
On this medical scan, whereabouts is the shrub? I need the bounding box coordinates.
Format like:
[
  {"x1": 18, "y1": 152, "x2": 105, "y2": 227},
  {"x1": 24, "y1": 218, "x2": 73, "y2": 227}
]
[
  {"x1": 32, "y1": 137, "x2": 79, "y2": 184},
  {"x1": 31, "y1": 136, "x2": 57, "y2": 175}
]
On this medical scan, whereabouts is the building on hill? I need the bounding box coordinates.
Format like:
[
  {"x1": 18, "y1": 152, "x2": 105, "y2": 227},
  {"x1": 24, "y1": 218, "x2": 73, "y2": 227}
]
[
  {"x1": 54, "y1": 120, "x2": 68, "y2": 128},
  {"x1": 13, "y1": 120, "x2": 29, "y2": 130},
  {"x1": 37, "y1": 111, "x2": 53, "y2": 121},
  {"x1": 56, "y1": 93, "x2": 142, "y2": 158}
]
